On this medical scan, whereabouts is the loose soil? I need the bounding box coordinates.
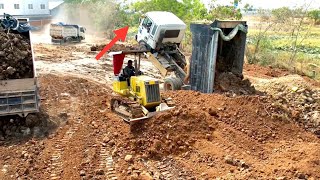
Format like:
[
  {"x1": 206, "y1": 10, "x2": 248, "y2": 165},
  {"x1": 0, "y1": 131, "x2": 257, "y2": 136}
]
[
  {"x1": 0, "y1": 38, "x2": 319, "y2": 180},
  {"x1": 0, "y1": 30, "x2": 34, "y2": 80}
]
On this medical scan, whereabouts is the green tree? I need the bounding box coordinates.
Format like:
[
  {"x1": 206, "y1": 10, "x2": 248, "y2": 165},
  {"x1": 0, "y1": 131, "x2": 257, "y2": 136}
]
[
  {"x1": 308, "y1": 9, "x2": 320, "y2": 25},
  {"x1": 206, "y1": 0, "x2": 243, "y2": 20},
  {"x1": 243, "y1": 3, "x2": 253, "y2": 12},
  {"x1": 62, "y1": 0, "x2": 134, "y2": 35},
  {"x1": 131, "y1": 0, "x2": 208, "y2": 23}
]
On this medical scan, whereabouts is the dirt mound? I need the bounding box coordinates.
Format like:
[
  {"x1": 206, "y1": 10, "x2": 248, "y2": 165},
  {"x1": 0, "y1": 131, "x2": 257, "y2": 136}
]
[
  {"x1": 215, "y1": 72, "x2": 256, "y2": 95},
  {"x1": 90, "y1": 43, "x2": 137, "y2": 52},
  {"x1": 255, "y1": 75, "x2": 320, "y2": 134},
  {"x1": 164, "y1": 90, "x2": 314, "y2": 141},
  {"x1": 124, "y1": 108, "x2": 216, "y2": 158},
  {"x1": 0, "y1": 30, "x2": 33, "y2": 80}
]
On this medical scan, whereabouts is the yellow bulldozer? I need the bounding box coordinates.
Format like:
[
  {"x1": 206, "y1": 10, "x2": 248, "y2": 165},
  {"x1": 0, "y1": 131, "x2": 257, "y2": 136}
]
[{"x1": 109, "y1": 50, "x2": 174, "y2": 123}]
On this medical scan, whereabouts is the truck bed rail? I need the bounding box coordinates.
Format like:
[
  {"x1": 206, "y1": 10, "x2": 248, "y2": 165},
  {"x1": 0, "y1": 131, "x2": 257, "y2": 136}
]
[{"x1": 0, "y1": 78, "x2": 39, "y2": 117}]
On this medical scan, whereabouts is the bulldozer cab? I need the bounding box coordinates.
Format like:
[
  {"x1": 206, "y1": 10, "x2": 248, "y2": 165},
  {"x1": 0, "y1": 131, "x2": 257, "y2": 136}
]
[{"x1": 109, "y1": 50, "x2": 149, "y2": 88}]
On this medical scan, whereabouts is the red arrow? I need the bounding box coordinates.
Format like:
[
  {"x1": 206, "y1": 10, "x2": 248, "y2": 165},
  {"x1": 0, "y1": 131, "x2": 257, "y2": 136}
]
[{"x1": 95, "y1": 26, "x2": 129, "y2": 60}]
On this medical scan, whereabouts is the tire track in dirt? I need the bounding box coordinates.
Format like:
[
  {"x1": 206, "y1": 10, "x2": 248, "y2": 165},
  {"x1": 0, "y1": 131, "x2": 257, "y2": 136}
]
[
  {"x1": 49, "y1": 97, "x2": 82, "y2": 179},
  {"x1": 49, "y1": 118, "x2": 82, "y2": 179}
]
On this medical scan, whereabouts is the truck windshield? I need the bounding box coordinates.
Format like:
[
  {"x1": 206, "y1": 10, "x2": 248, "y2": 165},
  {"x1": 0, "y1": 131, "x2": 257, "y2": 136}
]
[
  {"x1": 151, "y1": 24, "x2": 157, "y2": 36},
  {"x1": 142, "y1": 17, "x2": 153, "y2": 32}
]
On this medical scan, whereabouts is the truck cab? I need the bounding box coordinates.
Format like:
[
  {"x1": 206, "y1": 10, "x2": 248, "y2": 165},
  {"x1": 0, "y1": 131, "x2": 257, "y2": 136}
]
[
  {"x1": 136, "y1": 11, "x2": 186, "y2": 50},
  {"x1": 79, "y1": 26, "x2": 86, "y2": 40}
]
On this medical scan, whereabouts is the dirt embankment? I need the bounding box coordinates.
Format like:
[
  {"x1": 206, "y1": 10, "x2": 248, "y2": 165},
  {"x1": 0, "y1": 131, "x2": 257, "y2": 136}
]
[{"x1": 0, "y1": 30, "x2": 33, "y2": 80}]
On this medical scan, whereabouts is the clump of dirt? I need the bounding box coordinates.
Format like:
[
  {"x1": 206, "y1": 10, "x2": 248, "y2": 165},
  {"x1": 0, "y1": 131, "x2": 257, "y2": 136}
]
[
  {"x1": 90, "y1": 43, "x2": 137, "y2": 52},
  {"x1": 120, "y1": 107, "x2": 217, "y2": 158},
  {"x1": 215, "y1": 72, "x2": 256, "y2": 95},
  {"x1": 0, "y1": 30, "x2": 34, "y2": 80}
]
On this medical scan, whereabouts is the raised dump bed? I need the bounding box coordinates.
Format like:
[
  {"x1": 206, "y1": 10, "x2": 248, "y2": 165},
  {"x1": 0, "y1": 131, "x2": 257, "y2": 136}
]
[
  {"x1": 190, "y1": 20, "x2": 247, "y2": 93},
  {"x1": 0, "y1": 17, "x2": 40, "y2": 117}
]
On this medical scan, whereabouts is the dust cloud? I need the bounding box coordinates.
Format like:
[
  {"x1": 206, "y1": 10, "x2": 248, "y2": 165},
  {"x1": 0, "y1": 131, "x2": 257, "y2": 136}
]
[{"x1": 32, "y1": 2, "x2": 117, "y2": 43}]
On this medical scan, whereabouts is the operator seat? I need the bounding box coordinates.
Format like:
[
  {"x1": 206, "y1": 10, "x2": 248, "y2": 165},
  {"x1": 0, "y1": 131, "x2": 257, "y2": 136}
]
[{"x1": 122, "y1": 69, "x2": 135, "y2": 87}]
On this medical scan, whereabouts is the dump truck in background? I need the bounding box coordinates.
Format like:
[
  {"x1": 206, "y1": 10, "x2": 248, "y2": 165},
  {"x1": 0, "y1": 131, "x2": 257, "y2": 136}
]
[
  {"x1": 0, "y1": 15, "x2": 40, "y2": 117},
  {"x1": 50, "y1": 23, "x2": 86, "y2": 44}
]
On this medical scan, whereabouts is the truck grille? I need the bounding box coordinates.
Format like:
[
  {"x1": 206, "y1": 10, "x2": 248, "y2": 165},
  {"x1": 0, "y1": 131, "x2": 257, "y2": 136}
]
[{"x1": 145, "y1": 84, "x2": 161, "y2": 103}]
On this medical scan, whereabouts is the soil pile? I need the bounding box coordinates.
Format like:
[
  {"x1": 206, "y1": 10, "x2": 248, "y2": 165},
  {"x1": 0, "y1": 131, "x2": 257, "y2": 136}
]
[
  {"x1": 255, "y1": 75, "x2": 320, "y2": 135},
  {"x1": 215, "y1": 72, "x2": 256, "y2": 95},
  {"x1": 122, "y1": 108, "x2": 217, "y2": 158},
  {"x1": 0, "y1": 30, "x2": 33, "y2": 80},
  {"x1": 164, "y1": 90, "x2": 311, "y2": 141},
  {"x1": 90, "y1": 43, "x2": 137, "y2": 52}
]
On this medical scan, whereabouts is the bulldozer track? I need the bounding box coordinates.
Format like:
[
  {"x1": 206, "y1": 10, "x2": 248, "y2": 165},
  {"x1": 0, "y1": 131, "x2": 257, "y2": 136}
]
[
  {"x1": 49, "y1": 118, "x2": 82, "y2": 179},
  {"x1": 110, "y1": 97, "x2": 144, "y2": 122}
]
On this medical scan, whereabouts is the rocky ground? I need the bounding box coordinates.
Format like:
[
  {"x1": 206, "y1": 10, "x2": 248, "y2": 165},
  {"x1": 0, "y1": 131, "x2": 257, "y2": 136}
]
[{"x1": 0, "y1": 36, "x2": 319, "y2": 180}]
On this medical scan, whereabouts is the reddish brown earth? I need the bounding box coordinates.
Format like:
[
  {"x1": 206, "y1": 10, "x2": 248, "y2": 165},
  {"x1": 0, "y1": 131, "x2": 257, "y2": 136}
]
[
  {"x1": 0, "y1": 74, "x2": 319, "y2": 180},
  {"x1": 0, "y1": 42, "x2": 319, "y2": 180}
]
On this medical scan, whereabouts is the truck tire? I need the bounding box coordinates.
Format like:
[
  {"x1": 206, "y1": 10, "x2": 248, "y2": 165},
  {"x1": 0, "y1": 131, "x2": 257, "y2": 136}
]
[
  {"x1": 25, "y1": 113, "x2": 40, "y2": 127},
  {"x1": 164, "y1": 77, "x2": 183, "y2": 91},
  {"x1": 139, "y1": 41, "x2": 147, "y2": 51}
]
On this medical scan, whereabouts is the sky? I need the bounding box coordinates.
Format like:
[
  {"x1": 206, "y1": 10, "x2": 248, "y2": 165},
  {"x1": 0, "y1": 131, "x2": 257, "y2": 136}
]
[{"x1": 202, "y1": 0, "x2": 320, "y2": 9}]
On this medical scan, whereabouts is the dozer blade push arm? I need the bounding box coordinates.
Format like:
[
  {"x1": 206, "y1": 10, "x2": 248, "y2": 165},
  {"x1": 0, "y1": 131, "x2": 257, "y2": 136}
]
[
  {"x1": 145, "y1": 52, "x2": 168, "y2": 76},
  {"x1": 145, "y1": 51, "x2": 187, "y2": 82},
  {"x1": 163, "y1": 52, "x2": 187, "y2": 81}
]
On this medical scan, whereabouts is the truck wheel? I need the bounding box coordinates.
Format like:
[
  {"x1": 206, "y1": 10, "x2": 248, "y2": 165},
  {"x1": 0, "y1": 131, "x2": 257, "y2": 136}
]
[
  {"x1": 164, "y1": 77, "x2": 183, "y2": 91},
  {"x1": 25, "y1": 113, "x2": 40, "y2": 127},
  {"x1": 172, "y1": 77, "x2": 183, "y2": 89},
  {"x1": 139, "y1": 41, "x2": 147, "y2": 51}
]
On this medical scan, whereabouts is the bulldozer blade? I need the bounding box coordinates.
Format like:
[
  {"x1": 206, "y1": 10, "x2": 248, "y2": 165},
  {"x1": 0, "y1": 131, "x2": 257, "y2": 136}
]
[
  {"x1": 124, "y1": 104, "x2": 174, "y2": 124},
  {"x1": 127, "y1": 116, "x2": 150, "y2": 123},
  {"x1": 157, "y1": 103, "x2": 175, "y2": 111}
]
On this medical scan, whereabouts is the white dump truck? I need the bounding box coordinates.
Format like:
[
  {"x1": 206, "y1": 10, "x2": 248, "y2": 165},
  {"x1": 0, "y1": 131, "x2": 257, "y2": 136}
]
[
  {"x1": 135, "y1": 11, "x2": 189, "y2": 90},
  {"x1": 50, "y1": 23, "x2": 86, "y2": 44},
  {"x1": 0, "y1": 16, "x2": 40, "y2": 118}
]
